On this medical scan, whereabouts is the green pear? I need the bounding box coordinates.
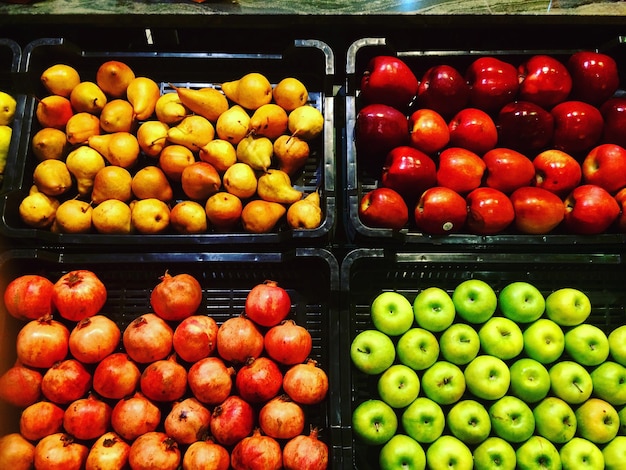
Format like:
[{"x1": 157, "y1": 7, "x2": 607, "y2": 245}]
[{"x1": 236, "y1": 135, "x2": 272, "y2": 171}]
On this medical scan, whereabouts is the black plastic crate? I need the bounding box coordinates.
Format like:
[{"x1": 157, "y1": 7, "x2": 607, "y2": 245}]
[
  {"x1": 340, "y1": 248, "x2": 626, "y2": 469},
  {"x1": 0, "y1": 37, "x2": 335, "y2": 246},
  {"x1": 0, "y1": 247, "x2": 343, "y2": 468}
]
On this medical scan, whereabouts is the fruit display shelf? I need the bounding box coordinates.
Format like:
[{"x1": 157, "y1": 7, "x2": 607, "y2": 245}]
[{"x1": 0, "y1": 37, "x2": 335, "y2": 246}]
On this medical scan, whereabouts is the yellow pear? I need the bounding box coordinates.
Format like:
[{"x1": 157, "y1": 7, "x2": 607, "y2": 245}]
[
  {"x1": 31, "y1": 127, "x2": 68, "y2": 161},
  {"x1": 155, "y1": 93, "x2": 188, "y2": 125},
  {"x1": 100, "y1": 99, "x2": 135, "y2": 133},
  {"x1": 52, "y1": 199, "x2": 93, "y2": 233},
  {"x1": 273, "y1": 77, "x2": 309, "y2": 112},
  {"x1": 0, "y1": 125, "x2": 10, "y2": 182},
  {"x1": 33, "y1": 159, "x2": 72, "y2": 196},
  {"x1": 65, "y1": 146, "x2": 106, "y2": 196},
  {"x1": 236, "y1": 135, "x2": 273, "y2": 171},
  {"x1": 91, "y1": 165, "x2": 133, "y2": 204},
  {"x1": 65, "y1": 112, "x2": 101, "y2": 145},
  {"x1": 167, "y1": 115, "x2": 215, "y2": 152},
  {"x1": 222, "y1": 162, "x2": 257, "y2": 199},
  {"x1": 18, "y1": 185, "x2": 60, "y2": 228},
  {"x1": 256, "y1": 169, "x2": 303, "y2": 204},
  {"x1": 181, "y1": 161, "x2": 221, "y2": 201},
  {"x1": 198, "y1": 139, "x2": 237, "y2": 172},
  {"x1": 70, "y1": 81, "x2": 108, "y2": 115},
  {"x1": 249, "y1": 104, "x2": 288, "y2": 140},
  {"x1": 222, "y1": 72, "x2": 272, "y2": 110},
  {"x1": 130, "y1": 198, "x2": 170, "y2": 234},
  {"x1": 241, "y1": 200, "x2": 285, "y2": 233},
  {"x1": 205, "y1": 191, "x2": 243, "y2": 231},
  {"x1": 131, "y1": 166, "x2": 174, "y2": 202},
  {"x1": 272, "y1": 134, "x2": 310, "y2": 175},
  {"x1": 136, "y1": 120, "x2": 169, "y2": 158},
  {"x1": 288, "y1": 105, "x2": 324, "y2": 140},
  {"x1": 287, "y1": 191, "x2": 322, "y2": 229},
  {"x1": 92, "y1": 199, "x2": 132, "y2": 234},
  {"x1": 170, "y1": 200, "x2": 208, "y2": 234},
  {"x1": 0, "y1": 91, "x2": 17, "y2": 126},
  {"x1": 96, "y1": 60, "x2": 136, "y2": 98},
  {"x1": 215, "y1": 105, "x2": 250, "y2": 145},
  {"x1": 172, "y1": 85, "x2": 229, "y2": 122},
  {"x1": 126, "y1": 77, "x2": 161, "y2": 120},
  {"x1": 158, "y1": 144, "x2": 195, "y2": 182},
  {"x1": 40, "y1": 64, "x2": 81, "y2": 98},
  {"x1": 88, "y1": 132, "x2": 140, "y2": 168}
]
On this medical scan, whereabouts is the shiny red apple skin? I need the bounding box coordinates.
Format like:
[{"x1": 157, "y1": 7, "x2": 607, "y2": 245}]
[
  {"x1": 360, "y1": 55, "x2": 419, "y2": 111},
  {"x1": 510, "y1": 186, "x2": 566, "y2": 234},
  {"x1": 533, "y1": 149, "x2": 582, "y2": 197},
  {"x1": 417, "y1": 64, "x2": 471, "y2": 119},
  {"x1": 437, "y1": 147, "x2": 486, "y2": 194},
  {"x1": 567, "y1": 51, "x2": 620, "y2": 106},
  {"x1": 408, "y1": 108, "x2": 450, "y2": 155},
  {"x1": 600, "y1": 97, "x2": 626, "y2": 148},
  {"x1": 414, "y1": 186, "x2": 467, "y2": 235},
  {"x1": 466, "y1": 187, "x2": 515, "y2": 235},
  {"x1": 483, "y1": 148, "x2": 536, "y2": 194},
  {"x1": 582, "y1": 143, "x2": 626, "y2": 194},
  {"x1": 448, "y1": 107, "x2": 498, "y2": 155},
  {"x1": 381, "y1": 146, "x2": 437, "y2": 205},
  {"x1": 359, "y1": 187, "x2": 409, "y2": 230},
  {"x1": 551, "y1": 100, "x2": 604, "y2": 156},
  {"x1": 518, "y1": 54, "x2": 573, "y2": 109},
  {"x1": 497, "y1": 100, "x2": 554, "y2": 154},
  {"x1": 613, "y1": 187, "x2": 626, "y2": 232},
  {"x1": 563, "y1": 184, "x2": 620, "y2": 235},
  {"x1": 465, "y1": 56, "x2": 520, "y2": 114}
]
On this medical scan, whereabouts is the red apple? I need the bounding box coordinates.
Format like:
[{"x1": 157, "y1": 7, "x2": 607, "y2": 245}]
[
  {"x1": 567, "y1": 51, "x2": 620, "y2": 106},
  {"x1": 518, "y1": 54, "x2": 572, "y2": 109},
  {"x1": 416, "y1": 64, "x2": 470, "y2": 119},
  {"x1": 600, "y1": 97, "x2": 626, "y2": 148},
  {"x1": 437, "y1": 147, "x2": 486, "y2": 194},
  {"x1": 360, "y1": 55, "x2": 419, "y2": 111},
  {"x1": 483, "y1": 148, "x2": 535, "y2": 194},
  {"x1": 563, "y1": 184, "x2": 620, "y2": 235},
  {"x1": 551, "y1": 100, "x2": 604, "y2": 156},
  {"x1": 582, "y1": 143, "x2": 626, "y2": 194},
  {"x1": 466, "y1": 187, "x2": 515, "y2": 235},
  {"x1": 496, "y1": 100, "x2": 554, "y2": 154},
  {"x1": 613, "y1": 187, "x2": 626, "y2": 232},
  {"x1": 381, "y1": 146, "x2": 437, "y2": 205},
  {"x1": 359, "y1": 187, "x2": 409, "y2": 230},
  {"x1": 414, "y1": 186, "x2": 467, "y2": 235},
  {"x1": 533, "y1": 149, "x2": 582, "y2": 197},
  {"x1": 448, "y1": 107, "x2": 498, "y2": 155},
  {"x1": 465, "y1": 56, "x2": 519, "y2": 114},
  {"x1": 510, "y1": 186, "x2": 565, "y2": 234},
  {"x1": 408, "y1": 108, "x2": 450, "y2": 154}
]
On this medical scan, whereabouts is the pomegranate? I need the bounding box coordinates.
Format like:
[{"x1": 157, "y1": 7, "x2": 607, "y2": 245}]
[
  {"x1": 230, "y1": 428, "x2": 282, "y2": 470},
  {"x1": 41, "y1": 358, "x2": 92, "y2": 404},
  {"x1": 0, "y1": 433, "x2": 35, "y2": 470},
  {"x1": 93, "y1": 352, "x2": 141, "y2": 399},
  {"x1": 182, "y1": 438, "x2": 230, "y2": 470},
  {"x1": 111, "y1": 392, "x2": 161, "y2": 441},
  {"x1": 140, "y1": 354, "x2": 187, "y2": 402},
  {"x1": 244, "y1": 279, "x2": 292, "y2": 327},
  {"x1": 173, "y1": 314, "x2": 218, "y2": 363},
  {"x1": 282, "y1": 358, "x2": 328, "y2": 405},
  {"x1": 123, "y1": 313, "x2": 173, "y2": 363},
  {"x1": 34, "y1": 433, "x2": 88, "y2": 470},
  {"x1": 3, "y1": 274, "x2": 54, "y2": 320},
  {"x1": 150, "y1": 271, "x2": 203, "y2": 321},
  {"x1": 164, "y1": 397, "x2": 212, "y2": 445},
  {"x1": 283, "y1": 427, "x2": 329, "y2": 470},
  {"x1": 210, "y1": 395, "x2": 255, "y2": 446},
  {"x1": 235, "y1": 356, "x2": 283, "y2": 403},
  {"x1": 264, "y1": 319, "x2": 313, "y2": 365},
  {"x1": 258, "y1": 394, "x2": 305, "y2": 439},
  {"x1": 63, "y1": 393, "x2": 112, "y2": 441},
  {"x1": 16, "y1": 315, "x2": 69, "y2": 368},
  {"x1": 0, "y1": 363, "x2": 42, "y2": 407},
  {"x1": 68, "y1": 314, "x2": 121, "y2": 364},
  {"x1": 128, "y1": 431, "x2": 180, "y2": 470},
  {"x1": 216, "y1": 315, "x2": 264, "y2": 364},
  {"x1": 86, "y1": 431, "x2": 130, "y2": 470},
  {"x1": 187, "y1": 356, "x2": 234, "y2": 405},
  {"x1": 52, "y1": 269, "x2": 107, "y2": 322},
  {"x1": 19, "y1": 400, "x2": 65, "y2": 441}
]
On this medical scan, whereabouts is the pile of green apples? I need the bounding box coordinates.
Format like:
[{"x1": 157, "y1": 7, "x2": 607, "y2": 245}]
[{"x1": 350, "y1": 280, "x2": 626, "y2": 470}]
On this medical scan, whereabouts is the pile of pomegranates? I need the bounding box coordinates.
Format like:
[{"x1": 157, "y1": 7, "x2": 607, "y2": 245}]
[{"x1": 0, "y1": 271, "x2": 330, "y2": 470}]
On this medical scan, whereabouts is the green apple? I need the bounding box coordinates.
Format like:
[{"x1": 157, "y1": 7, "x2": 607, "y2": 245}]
[
  {"x1": 473, "y1": 436, "x2": 516, "y2": 470},
  {"x1": 425, "y1": 435, "x2": 473, "y2": 470},
  {"x1": 371, "y1": 291, "x2": 415, "y2": 336},
  {"x1": 574, "y1": 397, "x2": 619, "y2": 444},
  {"x1": 350, "y1": 329, "x2": 396, "y2": 375},
  {"x1": 532, "y1": 396, "x2": 577, "y2": 444},
  {"x1": 452, "y1": 279, "x2": 497, "y2": 324},
  {"x1": 522, "y1": 318, "x2": 564, "y2": 364},
  {"x1": 498, "y1": 281, "x2": 545, "y2": 323},
  {"x1": 401, "y1": 397, "x2": 445, "y2": 444},
  {"x1": 439, "y1": 323, "x2": 480, "y2": 365},
  {"x1": 608, "y1": 324, "x2": 626, "y2": 366},
  {"x1": 509, "y1": 357, "x2": 551, "y2": 403},
  {"x1": 447, "y1": 399, "x2": 491, "y2": 445},
  {"x1": 478, "y1": 316, "x2": 524, "y2": 360},
  {"x1": 559, "y1": 437, "x2": 604, "y2": 470},
  {"x1": 464, "y1": 355, "x2": 510, "y2": 401},
  {"x1": 351, "y1": 399, "x2": 398, "y2": 446},
  {"x1": 549, "y1": 360, "x2": 593, "y2": 404},
  {"x1": 618, "y1": 405, "x2": 626, "y2": 435},
  {"x1": 515, "y1": 436, "x2": 561, "y2": 470},
  {"x1": 379, "y1": 434, "x2": 426, "y2": 470},
  {"x1": 564, "y1": 324, "x2": 609, "y2": 367},
  {"x1": 396, "y1": 327, "x2": 439, "y2": 371},
  {"x1": 603, "y1": 436, "x2": 626, "y2": 470},
  {"x1": 545, "y1": 287, "x2": 591, "y2": 326},
  {"x1": 421, "y1": 361, "x2": 466, "y2": 405},
  {"x1": 590, "y1": 361, "x2": 626, "y2": 406},
  {"x1": 377, "y1": 364, "x2": 420, "y2": 409},
  {"x1": 412, "y1": 287, "x2": 455, "y2": 333},
  {"x1": 488, "y1": 395, "x2": 535, "y2": 443}
]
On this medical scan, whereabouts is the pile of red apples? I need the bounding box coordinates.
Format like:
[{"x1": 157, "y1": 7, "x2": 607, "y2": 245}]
[{"x1": 355, "y1": 51, "x2": 626, "y2": 236}]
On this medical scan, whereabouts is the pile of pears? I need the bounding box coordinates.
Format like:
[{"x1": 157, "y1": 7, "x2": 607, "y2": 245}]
[{"x1": 19, "y1": 59, "x2": 325, "y2": 235}]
